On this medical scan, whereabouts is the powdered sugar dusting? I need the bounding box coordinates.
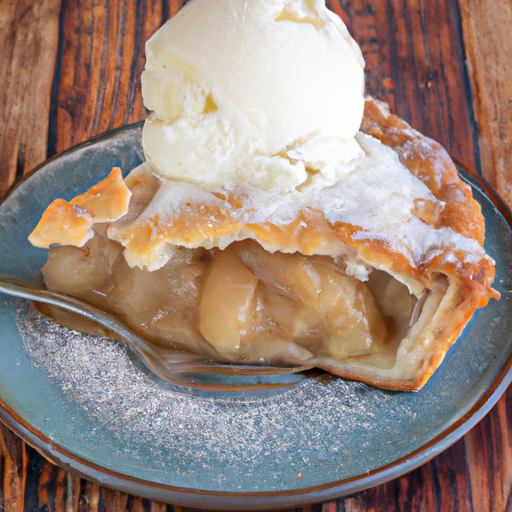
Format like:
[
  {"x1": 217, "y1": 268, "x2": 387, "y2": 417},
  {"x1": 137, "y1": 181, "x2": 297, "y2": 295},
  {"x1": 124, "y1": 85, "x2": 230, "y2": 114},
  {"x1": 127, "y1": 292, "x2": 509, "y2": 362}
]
[
  {"x1": 109, "y1": 133, "x2": 488, "y2": 277},
  {"x1": 16, "y1": 300, "x2": 424, "y2": 490}
]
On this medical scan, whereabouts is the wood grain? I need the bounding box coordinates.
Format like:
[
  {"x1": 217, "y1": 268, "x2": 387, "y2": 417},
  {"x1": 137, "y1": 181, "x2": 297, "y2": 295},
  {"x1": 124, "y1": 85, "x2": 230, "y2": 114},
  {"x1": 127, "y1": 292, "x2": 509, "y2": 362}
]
[
  {"x1": 331, "y1": 0, "x2": 479, "y2": 170},
  {"x1": 52, "y1": 0, "x2": 190, "y2": 155},
  {"x1": 0, "y1": 0, "x2": 61, "y2": 198},
  {"x1": 463, "y1": 390, "x2": 512, "y2": 511},
  {"x1": 459, "y1": 0, "x2": 512, "y2": 208},
  {"x1": 0, "y1": 422, "x2": 27, "y2": 512},
  {"x1": 53, "y1": 0, "x2": 157, "y2": 153},
  {"x1": 0, "y1": 0, "x2": 511, "y2": 510}
]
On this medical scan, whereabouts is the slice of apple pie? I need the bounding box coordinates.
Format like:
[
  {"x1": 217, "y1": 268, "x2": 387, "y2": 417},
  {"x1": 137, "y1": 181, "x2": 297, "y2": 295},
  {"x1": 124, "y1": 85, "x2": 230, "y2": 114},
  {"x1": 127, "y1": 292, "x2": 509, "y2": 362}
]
[{"x1": 29, "y1": 97, "x2": 498, "y2": 391}]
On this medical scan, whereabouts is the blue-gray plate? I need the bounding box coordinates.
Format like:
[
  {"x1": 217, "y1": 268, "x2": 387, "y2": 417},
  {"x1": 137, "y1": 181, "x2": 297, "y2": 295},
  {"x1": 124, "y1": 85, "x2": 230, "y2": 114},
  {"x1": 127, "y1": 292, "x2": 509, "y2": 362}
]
[{"x1": 0, "y1": 124, "x2": 511, "y2": 511}]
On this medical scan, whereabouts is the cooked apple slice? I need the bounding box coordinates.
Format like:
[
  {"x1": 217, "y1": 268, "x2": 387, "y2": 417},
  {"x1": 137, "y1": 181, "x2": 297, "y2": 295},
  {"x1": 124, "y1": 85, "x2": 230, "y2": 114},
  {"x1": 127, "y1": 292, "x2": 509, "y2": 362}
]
[
  {"x1": 232, "y1": 240, "x2": 388, "y2": 358},
  {"x1": 311, "y1": 261, "x2": 388, "y2": 359},
  {"x1": 199, "y1": 246, "x2": 258, "y2": 358},
  {"x1": 233, "y1": 240, "x2": 321, "y2": 307},
  {"x1": 42, "y1": 225, "x2": 123, "y2": 308}
]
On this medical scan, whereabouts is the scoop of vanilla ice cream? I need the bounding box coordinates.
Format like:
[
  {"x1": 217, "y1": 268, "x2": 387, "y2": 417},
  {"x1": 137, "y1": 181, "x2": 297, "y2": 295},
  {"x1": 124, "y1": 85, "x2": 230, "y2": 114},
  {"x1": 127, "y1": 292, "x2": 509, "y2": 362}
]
[{"x1": 141, "y1": 0, "x2": 365, "y2": 191}]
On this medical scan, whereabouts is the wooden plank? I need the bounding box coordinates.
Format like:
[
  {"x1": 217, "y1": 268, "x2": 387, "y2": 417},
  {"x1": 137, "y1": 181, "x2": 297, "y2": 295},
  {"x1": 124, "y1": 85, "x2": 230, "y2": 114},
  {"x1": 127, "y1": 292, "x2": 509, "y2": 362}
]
[
  {"x1": 53, "y1": 0, "x2": 176, "y2": 154},
  {"x1": 459, "y1": 0, "x2": 512, "y2": 207},
  {"x1": 0, "y1": 8, "x2": 60, "y2": 511},
  {"x1": 463, "y1": 389, "x2": 512, "y2": 511},
  {"x1": 0, "y1": 0, "x2": 61, "y2": 197},
  {"x1": 0, "y1": 422, "x2": 27, "y2": 512},
  {"x1": 332, "y1": 0, "x2": 479, "y2": 170},
  {"x1": 457, "y1": 2, "x2": 512, "y2": 506}
]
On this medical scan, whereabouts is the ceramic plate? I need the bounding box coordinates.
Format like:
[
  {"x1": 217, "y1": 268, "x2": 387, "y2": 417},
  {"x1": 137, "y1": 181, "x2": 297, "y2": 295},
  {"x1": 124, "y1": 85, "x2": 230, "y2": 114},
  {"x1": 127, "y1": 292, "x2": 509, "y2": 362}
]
[{"x1": 0, "y1": 124, "x2": 511, "y2": 511}]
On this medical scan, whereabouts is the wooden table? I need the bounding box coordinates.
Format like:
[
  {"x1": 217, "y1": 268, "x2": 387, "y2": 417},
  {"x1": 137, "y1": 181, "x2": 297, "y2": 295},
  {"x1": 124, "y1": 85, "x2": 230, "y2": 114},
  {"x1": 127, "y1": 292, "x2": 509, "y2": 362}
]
[{"x1": 1, "y1": 0, "x2": 511, "y2": 510}]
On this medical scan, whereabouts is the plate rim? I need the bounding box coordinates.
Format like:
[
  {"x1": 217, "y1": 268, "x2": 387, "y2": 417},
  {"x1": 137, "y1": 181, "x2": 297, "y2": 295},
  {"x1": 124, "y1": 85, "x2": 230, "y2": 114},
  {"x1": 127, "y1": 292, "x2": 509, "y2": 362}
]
[{"x1": 1, "y1": 125, "x2": 511, "y2": 510}]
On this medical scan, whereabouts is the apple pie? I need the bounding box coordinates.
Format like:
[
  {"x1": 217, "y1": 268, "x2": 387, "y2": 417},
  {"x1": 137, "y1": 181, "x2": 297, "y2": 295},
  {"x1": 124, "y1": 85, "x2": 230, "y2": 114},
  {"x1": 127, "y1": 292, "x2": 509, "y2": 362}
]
[{"x1": 28, "y1": 97, "x2": 498, "y2": 391}]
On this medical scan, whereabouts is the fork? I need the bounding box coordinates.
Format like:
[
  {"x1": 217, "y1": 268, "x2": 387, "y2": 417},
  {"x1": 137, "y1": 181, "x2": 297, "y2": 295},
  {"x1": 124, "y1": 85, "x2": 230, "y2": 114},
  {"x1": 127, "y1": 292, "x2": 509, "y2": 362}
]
[{"x1": 0, "y1": 275, "x2": 312, "y2": 392}]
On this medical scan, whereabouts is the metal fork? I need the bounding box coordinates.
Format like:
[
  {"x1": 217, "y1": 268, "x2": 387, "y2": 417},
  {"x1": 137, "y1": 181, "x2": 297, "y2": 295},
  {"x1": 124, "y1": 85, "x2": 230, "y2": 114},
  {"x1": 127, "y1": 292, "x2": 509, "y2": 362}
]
[{"x1": 0, "y1": 275, "x2": 312, "y2": 392}]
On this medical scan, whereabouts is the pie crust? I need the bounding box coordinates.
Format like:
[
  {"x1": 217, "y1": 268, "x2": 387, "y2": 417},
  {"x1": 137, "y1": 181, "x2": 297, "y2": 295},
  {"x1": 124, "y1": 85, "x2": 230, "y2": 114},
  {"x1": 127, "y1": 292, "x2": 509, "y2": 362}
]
[{"x1": 29, "y1": 97, "x2": 499, "y2": 391}]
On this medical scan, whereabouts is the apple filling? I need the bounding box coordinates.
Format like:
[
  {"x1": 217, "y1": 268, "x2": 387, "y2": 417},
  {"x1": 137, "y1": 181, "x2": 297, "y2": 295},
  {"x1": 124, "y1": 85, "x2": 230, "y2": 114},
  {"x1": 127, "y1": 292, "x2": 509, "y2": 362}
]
[
  {"x1": 29, "y1": 99, "x2": 498, "y2": 390},
  {"x1": 40, "y1": 225, "x2": 425, "y2": 370}
]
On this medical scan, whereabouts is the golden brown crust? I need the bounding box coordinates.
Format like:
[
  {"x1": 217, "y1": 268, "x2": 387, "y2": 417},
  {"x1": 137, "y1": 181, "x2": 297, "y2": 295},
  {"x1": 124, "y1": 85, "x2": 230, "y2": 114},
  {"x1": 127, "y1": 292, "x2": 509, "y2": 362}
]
[
  {"x1": 361, "y1": 97, "x2": 485, "y2": 245},
  {"x1": 28, "y1": 199, "x2": 94, "y2": 248},
  {"x1": 28, "y1": 98, "x2": 499, "y2": 391},
  {"x1": 29, "y1": 167, "x2": 131, "y2": 248},
  {"x1": 360, "y1": 97, "x2": 499, "y2": 305},
  {"x1": 317, "y1": 275, "x2": 480, "y2": 391}
]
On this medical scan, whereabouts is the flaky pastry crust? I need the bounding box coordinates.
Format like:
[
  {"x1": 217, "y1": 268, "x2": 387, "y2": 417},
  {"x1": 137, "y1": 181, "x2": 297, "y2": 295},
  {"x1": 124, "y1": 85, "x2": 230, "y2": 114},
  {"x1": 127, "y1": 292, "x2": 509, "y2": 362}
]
[{"x1": 29, "y1": 97, "x2": 499, "y2": 391}]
